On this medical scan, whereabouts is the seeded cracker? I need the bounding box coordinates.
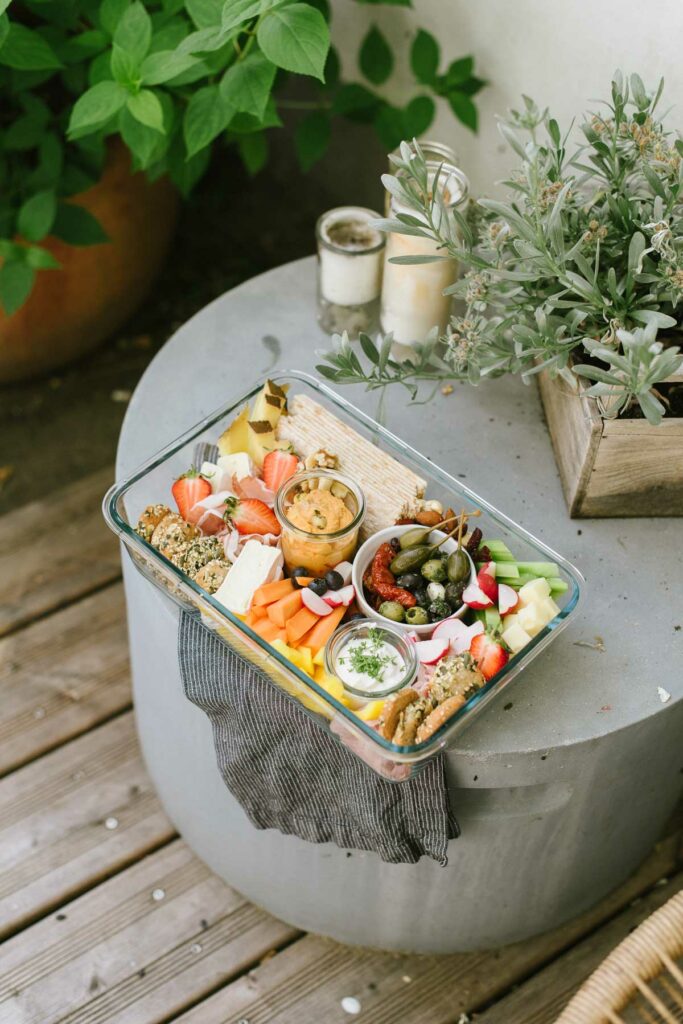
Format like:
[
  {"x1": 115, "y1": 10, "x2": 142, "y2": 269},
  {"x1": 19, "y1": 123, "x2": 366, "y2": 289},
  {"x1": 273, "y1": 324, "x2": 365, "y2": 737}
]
[{"x1": 277, "y1": 394, "x2": 426, "y2": 538}]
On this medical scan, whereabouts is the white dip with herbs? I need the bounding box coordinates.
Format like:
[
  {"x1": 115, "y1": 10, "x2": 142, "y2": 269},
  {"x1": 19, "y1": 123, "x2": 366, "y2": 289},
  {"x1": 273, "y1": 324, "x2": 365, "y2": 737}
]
[{"x1": 335, "y1": 629, "x2": 405, "y2": 694}]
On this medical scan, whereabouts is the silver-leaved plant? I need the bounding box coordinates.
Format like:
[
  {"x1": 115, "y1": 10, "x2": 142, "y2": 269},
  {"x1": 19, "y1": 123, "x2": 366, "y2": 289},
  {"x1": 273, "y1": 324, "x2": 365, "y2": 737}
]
[{"x1": 318, "y1": 72, "x2": 683, "y2": 425}]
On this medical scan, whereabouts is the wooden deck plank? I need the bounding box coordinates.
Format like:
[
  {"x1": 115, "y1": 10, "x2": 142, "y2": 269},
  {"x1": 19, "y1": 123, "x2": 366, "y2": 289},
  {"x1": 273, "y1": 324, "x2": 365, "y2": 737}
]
[
  {"x1": 175, "y1": 832, "x2": 683, "y2": 1024},
  {"x1": 477, "y1": 871, "x2": 683, "y2": 1024},
  {"x1": 0, "y1": 584, "x2": 130, "y2": 776},
  {"x1": 0, "y1": 467, "x2": 120, "y2": 637},
  {"x1": 0, "y1": 713, "x2": 173, "y2": 940},
  {"x1": 0, "y1": 840, "x2": 299, "y2": 1024}
]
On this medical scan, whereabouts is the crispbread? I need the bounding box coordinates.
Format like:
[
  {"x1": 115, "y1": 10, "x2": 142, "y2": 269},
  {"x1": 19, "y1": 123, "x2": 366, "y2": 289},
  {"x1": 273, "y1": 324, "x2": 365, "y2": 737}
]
[{"x1": 277, "y1": 394, "x2": 426, "y2": 537}]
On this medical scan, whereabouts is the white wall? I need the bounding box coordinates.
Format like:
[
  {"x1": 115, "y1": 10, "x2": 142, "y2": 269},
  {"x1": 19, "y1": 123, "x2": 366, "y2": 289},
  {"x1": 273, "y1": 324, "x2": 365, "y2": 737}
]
[{"x1": 331, "y1": 0, "x2": 683, "y2": 197}]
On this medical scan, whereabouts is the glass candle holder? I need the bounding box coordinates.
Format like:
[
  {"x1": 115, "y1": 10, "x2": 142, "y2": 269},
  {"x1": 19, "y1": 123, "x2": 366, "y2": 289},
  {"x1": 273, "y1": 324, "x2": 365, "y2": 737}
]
[
  {"x1": 324, "y1": 619, "x2": 418, "y2": 701},
  {"x1": 274, "y1": 469, "x2": 366, "y2": 577},
  {"x1": 384, "y1": 139, "x2": 459, "y2": 214},
  {"x1": 316, "y1": 206, "x2": 385, "y2": 339},
  {"x1": 380, "y1": 161, "x2": 469, "y2": 348}
]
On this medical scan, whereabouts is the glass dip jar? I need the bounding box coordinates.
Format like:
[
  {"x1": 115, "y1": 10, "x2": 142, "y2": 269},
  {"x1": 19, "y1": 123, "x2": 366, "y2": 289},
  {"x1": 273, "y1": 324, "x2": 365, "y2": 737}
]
[
  {"x1": 275, "y1": 470, "x2": 366, "y2": 577},
  {"x1": 324, "y1": 619, "x2": 418, "y2": 701}
]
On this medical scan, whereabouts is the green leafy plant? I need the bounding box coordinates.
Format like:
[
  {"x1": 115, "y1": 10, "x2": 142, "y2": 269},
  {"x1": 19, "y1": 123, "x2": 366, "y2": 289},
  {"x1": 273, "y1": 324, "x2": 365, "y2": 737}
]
[
  {"x1": 0, "y1": 0, "x2": 484, "y2": 316},
  {"x1": 318, "y1": 72, "x2": 683, "y2": 425}
]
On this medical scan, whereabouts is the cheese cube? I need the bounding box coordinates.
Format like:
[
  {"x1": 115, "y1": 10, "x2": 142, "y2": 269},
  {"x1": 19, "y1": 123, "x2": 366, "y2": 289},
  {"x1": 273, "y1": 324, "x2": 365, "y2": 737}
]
[
  {"x1": 213, "y1": 540, "x2": 283, "y2": 615},
  {"x1": 502, "y1": 613, "x2": 520, "y2": 630},
  {"x1": 536, "y1": 596, "x2": 561, "y2": 624},
  {"x1": 517, "y1": 602, "x2": 546, "y2": 637},
  {"x1": 502, "y1": 622, "x2": 533, "y2": 654},
  {"x1": 518, "y1": 577, "x2": 551, "y2": 605},
  {"x1": 200, "y1": 460, "x2": 231, "y2": 494},
  {"x1": 217, "y1": 452, "x2": 254, "y2": 482}
]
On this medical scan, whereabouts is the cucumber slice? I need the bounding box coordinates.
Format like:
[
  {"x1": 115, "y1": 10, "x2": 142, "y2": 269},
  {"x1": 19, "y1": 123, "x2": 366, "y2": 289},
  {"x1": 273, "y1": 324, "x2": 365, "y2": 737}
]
[{"x1": 483, "y1": 539, "x2": 515, "y2": 562}]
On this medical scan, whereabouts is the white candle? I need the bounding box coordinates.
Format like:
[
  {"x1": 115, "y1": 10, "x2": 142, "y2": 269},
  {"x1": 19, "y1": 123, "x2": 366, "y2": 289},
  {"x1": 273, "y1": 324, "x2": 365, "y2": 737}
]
[
  {"x1": 380, "y1": 164, "x2": 468, "y2": 346},
  {"x1": 317, "y1": 207, "x2": 384, "y2": 306}
]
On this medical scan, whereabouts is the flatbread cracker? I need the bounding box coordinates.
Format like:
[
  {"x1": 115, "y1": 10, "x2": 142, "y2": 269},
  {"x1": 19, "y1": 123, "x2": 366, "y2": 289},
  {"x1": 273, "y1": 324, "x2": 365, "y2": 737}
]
[{"x1": 277, "y1": 394, "x2": 426, "y2": 536}]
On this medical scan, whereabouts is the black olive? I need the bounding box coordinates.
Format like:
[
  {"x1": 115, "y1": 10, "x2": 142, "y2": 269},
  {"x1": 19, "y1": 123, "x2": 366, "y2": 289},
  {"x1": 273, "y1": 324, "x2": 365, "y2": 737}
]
[
  {"x1": 290, "y1": 567, "x2": 309, "y2": 588},
  {"x1": 325, "y1": 570, "x2": 344, "y2": 591},
  {"x1": 390, "y1": 536, "x2": 401, "y2": 552},
  {"x1": 308, "y1": 578, "x2": 328, "y2": 596},
  {"x1": 396, "y1": 573, "x2": 423, "y2": 591},
  {"x1": 412, "y1": 586, "x2": 430, "y2": 608}
]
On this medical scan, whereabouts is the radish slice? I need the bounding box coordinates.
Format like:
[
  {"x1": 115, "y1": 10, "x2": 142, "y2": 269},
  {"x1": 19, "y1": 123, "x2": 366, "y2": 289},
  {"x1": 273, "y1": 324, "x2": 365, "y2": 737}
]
[
  {"x1": 432, "y1": 617, "x2": 484, "y2": 654},
  {"x1": 333, "y1": 561, "x2": 353, "y2": 586},
  {"x1": 415, "y1": 639, "x2": 450, "y2": 665},
  {"x1": 463, "y1": 583, "x2": 494, "y2": 609},
  {"x1": 498, "y1": 582, "x2": 519, "y2": 615},
  {"x1": 324, "y1": 584, "x2": 355, "y2": 607},
  {"x1": 476, "y1": 561, "x2": 498, "y2": 602},
  {"x1": 301, "y1": 587, "x2": 333, "y2": 616}
]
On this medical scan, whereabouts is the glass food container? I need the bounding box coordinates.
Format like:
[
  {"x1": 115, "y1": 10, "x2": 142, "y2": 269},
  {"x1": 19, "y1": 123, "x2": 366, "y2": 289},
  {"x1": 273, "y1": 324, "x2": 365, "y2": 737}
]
[
  {"x1": 274, "y1": 469, "x2": 366, "y2": 576},
  {"x1": 103, "y1": 371, "x2": 583, "y2": 782},
  {"x1": 325, "y1": 619, "x2": 419, "y2": 701}
]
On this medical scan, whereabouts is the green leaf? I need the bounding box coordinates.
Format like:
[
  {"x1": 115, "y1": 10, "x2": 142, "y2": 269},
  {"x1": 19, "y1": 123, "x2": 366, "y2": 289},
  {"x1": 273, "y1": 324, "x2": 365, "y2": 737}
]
[
  {"x1": 0, "y1": 13, "x2": 9, "y2": 51},
  {"x1": 18, "y1": 189, "x2": 56, "y2": 242},
  {"x1": 222, "y1": 0, "x2": 287, "y2": 33},
  {"x1": 627, "y1": 231, "x2": 646, "y2": 273},
  {"x1": 24, "y1": 246, "x2": 60, "y2": 270},
  {"x1": 0, "y1": 23, "x2": 62, "y2": 70},
  {"x1": 447, "y1": 91, "x2": 477, "y2": 132},
  {"x1": 3, "y1": 113, "x2": 44, "y2": 151},
  {"x1": 52, "y1": 203, "x2": 109, "y2": 245},
  {"x1": 359, "y1": 333, "x2": 379, "y2": 364},
  {"x1": 167, "y1": 131, "x2": 211, "y2": 195},
  {"x1": 127, "y1": 89, "x2": 165, "y2": 132},
  {"x1": 403, "y1": 95, "x2": 435, "y2": 137},
  {"x1": 140, "y1": 49, "x2": 200, "y2": 84},
  {"x1": 114, "y1": 1, "x2": 152, "y2": 63},
  {"x1": 119, "y1": 105, "x2": 165, "y2": 167},
  {"x1": 220, "y1": 51, "x2": 276, "y2": 119},
  {"x1": 111, "y1": 44, "x2": 140, "y2": 85},
  {"x1": 68, "y1": 81, "x2": 128, "y2": 138},
  {"x1": 183, "y1": 83, "x2": 233, "y2": 156},
  {"x1": 295, "y1": 110, "x2": 330, "y2": 170},
  {"x1": 445, "y1": 55, "x2": 473, "y2": 85},
  {"x1": 237, "y1": 130, "x2": 268, "y2": 174},
  {"x1": 186, "y1": 0, "x2": 223, "y2": 28},
  {"x1": 374, "y1": 102, "x2": 404, "y2": 149},
  {"x1": 359, "y1": 24, "x2": 392, "y2": 85},
  {"x1": 0, "y1": 261, "x2": 35, "y2": 316},
  {"x1": 100, "y1": 0, "x2": 130, "y2": 36},
  {"x1": 257, "y1": 4, "x2": 329, "y2": 82},
  {"x1": 332, "y1": 82, "x2": 379, "y2": 121},
  {"x1": 410, "y1": 29, "x2": 439, "y2": 85},
  {"x1": 0, "y1": 1, "x2": 10, "y2": 16}
]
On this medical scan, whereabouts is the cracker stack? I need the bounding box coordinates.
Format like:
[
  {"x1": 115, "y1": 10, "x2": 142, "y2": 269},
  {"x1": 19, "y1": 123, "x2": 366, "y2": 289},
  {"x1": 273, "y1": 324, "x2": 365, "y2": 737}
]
[{"x1": 277, "y1": 394, "x2": 426, "y2": 537}]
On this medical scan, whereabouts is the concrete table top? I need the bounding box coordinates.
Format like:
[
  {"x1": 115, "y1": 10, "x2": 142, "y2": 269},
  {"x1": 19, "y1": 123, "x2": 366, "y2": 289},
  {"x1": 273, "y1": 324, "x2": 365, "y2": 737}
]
[{"x1": 118, "y1": 256, "x2": 683, "y2": 757}]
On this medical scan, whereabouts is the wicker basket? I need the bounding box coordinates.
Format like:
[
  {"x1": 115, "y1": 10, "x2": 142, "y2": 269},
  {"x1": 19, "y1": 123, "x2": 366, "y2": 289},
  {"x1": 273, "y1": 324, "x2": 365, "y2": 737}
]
[{"x1": 556, "y1": 890, "x2": 683, "y2": 1023}]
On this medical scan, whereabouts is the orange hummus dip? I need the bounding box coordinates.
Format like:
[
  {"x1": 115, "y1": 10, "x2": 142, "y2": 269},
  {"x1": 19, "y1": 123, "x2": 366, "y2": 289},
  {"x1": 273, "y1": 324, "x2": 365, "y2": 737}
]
[{"x1": 282, "y1": 487, "x2": 358, "y2": 575}]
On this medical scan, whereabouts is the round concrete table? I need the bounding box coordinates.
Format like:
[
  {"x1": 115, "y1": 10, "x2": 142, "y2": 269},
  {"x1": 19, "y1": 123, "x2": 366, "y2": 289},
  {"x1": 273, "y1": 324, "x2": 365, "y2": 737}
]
[{"x1": 117, "y1": 257, "x2": 683, "y2": 953}]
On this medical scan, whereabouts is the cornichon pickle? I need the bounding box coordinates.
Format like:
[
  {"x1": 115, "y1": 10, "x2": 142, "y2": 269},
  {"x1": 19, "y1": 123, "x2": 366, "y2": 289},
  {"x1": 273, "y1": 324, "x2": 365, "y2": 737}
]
[
  {"x1": 389, "y1": 544, "x2": 433, "y2": 576},
  {"x1": 399, "y1": 526, "x2": 431, "y2": 550},
  {"x1": 447, "y1": 549, "x2": 470, "y2": 583}
]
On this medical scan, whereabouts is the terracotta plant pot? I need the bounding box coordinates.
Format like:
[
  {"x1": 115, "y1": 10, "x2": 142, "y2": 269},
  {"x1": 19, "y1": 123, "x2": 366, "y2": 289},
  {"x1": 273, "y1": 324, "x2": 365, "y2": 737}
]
[{"x1": 0, "y1": 139, "x2": 179, "y2": 383}]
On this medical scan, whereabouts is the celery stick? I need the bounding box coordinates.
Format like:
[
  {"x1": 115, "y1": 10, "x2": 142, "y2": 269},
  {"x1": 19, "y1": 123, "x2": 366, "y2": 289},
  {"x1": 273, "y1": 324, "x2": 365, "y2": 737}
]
[
  {"x1": 476, "y1": 561, "x2": 520, "y2": 579},
  {"x1": 548, "y1": 577, "x2": 569, "y2": 595},
  {"x1": 514, "y1": 561, "x2": 561, "y2": 578},
  {"x1": 483, "y1": 540, "x2": 515, "y2": 562},
  {"x1": 485, "y1": 607, "x2": 501, "y2": 631}
]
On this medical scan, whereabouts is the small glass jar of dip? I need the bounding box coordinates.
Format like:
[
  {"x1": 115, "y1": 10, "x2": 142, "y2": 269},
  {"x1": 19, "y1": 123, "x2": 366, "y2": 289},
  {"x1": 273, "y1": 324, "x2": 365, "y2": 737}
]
[
  {"x1": 324, "y1": 619, "x2": 418, "y2": 701},
  {"x1": 274, "y1": 470, "x2": 366, "y2": 577}
]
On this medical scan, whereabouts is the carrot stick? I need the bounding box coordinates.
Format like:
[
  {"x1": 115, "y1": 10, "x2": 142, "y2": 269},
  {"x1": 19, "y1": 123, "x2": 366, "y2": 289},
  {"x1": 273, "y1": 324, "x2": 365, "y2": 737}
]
[
  {"x1": 302, "y1": 605, "x2": 345, "y2": 653},
  {"x1": 253, "y1": 578, "x2": 294, "y2": 607},
  {"x1": 286, "y1": 607, "x2": 319, "y2": 646},
  {"x1": 267, "y1": 589, "x2": 303, "y2": 627}
]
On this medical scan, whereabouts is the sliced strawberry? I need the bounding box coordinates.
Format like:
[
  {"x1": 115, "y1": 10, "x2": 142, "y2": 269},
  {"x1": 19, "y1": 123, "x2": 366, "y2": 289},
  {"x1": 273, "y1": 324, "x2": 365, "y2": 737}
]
[
  {"x1": 262, "y1": 450, "x2": 299, "y2": 493},
  {"x1": 469, "y1": 632, "x2": 509, "y2": 681},
  {"x1": 172, "y1": 468, "x2": 212, "y2": 523},
  {"x1": 225, "y1": 497, "x2": 281, "y2": 536},
  {"x1": 477, "y1": 561, "x2": 498, "y2": 603}
]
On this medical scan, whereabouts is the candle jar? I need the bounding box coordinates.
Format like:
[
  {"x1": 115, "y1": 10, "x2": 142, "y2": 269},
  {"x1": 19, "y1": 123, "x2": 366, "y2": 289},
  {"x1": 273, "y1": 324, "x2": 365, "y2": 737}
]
[
  {"x1": 316, "y1": 207, "x2": 385, "y2": 339},
  {"x1": 380, "y1": 161, "x2": 469, "y2": 347},
  {"x1": 384, "y1": 140, "x2": 459, "y2": 214}
]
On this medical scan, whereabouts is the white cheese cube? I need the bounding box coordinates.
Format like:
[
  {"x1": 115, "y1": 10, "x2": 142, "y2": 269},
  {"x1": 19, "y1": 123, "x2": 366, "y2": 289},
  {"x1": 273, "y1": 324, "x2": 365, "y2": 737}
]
[
  {"x1": 217, "y1": 453, "x2": 254, "y2": 482},
  {"x1": 518, "y1": 577, "x2": 551, "y2": 605},
  {"x1": 536, "y1": 596, "x2": 561, "y2": 624},
  {"x1": 213, "y1": 540, "x2": 283, "y2": 615},
  {"x1": 200, "y1": 460, "x2": 231, "y2": 494},
  {"x1": 517, "y1": 602, "x2": 546, "y2": 637},
  {"x1": 502, "y1": 622, "x2": 533, "y2": 654},
  {"x1": 501, "y1": 613, "x2": 520, "y2": 630}
]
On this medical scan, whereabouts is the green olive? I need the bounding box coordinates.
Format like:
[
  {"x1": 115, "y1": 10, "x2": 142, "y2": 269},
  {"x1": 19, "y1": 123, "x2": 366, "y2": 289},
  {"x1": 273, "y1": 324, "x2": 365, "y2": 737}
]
[
  {"x1": 421, "y1": 558, "x2": 447, "y2": 582},
  {"x1": 447, "y1": 549, "x2": 470, "y2": 584},
  {"x1": 389, "y1": 544, "x2": 433, "y2": 576},
  {"x1": 378, "y1": 600, "x2": 406, "y2": 622},
  {"x1": 405, "y1": 606, "x2": 429, "y2": 626},
  {"x1": 399, "y1": 526, "x2": 431, "y2": 549}
]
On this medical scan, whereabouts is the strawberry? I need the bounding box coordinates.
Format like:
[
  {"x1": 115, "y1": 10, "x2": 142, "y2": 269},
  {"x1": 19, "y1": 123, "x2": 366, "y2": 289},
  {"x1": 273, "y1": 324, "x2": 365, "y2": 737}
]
[
  {"x1": 477, "y1": 561, "x2": 498, "y2": 603},
  {"x1": 225, "y1": 497, "x2": 281, "y2": 536},
  {"x1": 262, "y1": 450, "x2": 299, "y2": 493},
  {"x1": 469, "y1": 632, "x2": 509, "y2": 681},
  {"x1": 171, "y1": 468, "x2": 211, "y2": 523}
]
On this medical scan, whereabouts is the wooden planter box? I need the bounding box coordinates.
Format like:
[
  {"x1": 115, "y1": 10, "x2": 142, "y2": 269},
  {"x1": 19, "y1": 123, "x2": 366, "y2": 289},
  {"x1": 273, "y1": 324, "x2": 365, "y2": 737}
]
[{"x1": 538, "y1": 369, "x2": 683, "y2": 517}]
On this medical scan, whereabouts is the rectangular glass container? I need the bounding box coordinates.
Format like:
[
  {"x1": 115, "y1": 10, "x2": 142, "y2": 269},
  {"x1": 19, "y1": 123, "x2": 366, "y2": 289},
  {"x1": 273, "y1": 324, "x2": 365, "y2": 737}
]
[{"x1": 103, "y1": 371, "x2": 583, "y2": 781}]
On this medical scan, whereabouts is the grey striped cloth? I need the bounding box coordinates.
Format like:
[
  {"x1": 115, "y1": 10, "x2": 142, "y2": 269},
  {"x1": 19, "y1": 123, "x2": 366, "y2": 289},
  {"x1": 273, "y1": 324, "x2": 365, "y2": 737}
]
[{"x1": 178, "y1": 611, "x2": 459, "y2": 865}]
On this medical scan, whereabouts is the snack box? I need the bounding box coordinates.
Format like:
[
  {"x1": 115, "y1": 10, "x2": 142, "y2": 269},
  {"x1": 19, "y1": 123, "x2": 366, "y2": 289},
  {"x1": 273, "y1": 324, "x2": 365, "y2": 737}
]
[{"x1": 103, "y1": 371, "x2": 583, "y2": 781}]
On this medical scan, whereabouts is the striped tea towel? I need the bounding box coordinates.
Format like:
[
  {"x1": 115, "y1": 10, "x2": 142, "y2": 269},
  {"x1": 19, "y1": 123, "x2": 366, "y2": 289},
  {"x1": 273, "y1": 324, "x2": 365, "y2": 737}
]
[{"x1": 179, "y1": 611, "x2": 459, "y2": 865}]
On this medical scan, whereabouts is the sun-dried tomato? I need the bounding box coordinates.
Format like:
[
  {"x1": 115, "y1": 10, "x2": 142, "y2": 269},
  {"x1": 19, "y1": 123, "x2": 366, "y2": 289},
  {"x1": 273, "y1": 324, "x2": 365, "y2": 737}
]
[{"x1": 370, "y1": 542, "x2": 416, "y2": 607}]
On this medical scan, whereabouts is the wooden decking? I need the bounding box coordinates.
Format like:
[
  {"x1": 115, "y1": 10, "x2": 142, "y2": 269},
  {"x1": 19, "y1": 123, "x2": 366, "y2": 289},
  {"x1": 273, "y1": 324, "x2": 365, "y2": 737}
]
[{"x1": 0, "y1": 470, "x2": 681, "y2": 1024}]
